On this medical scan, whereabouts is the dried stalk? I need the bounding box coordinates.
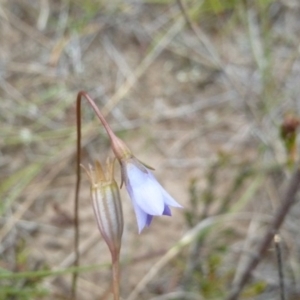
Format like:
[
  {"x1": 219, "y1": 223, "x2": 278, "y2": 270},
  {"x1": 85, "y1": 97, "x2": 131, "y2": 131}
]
[{"x1": 225, "y1": 167, "x2": 300, "y2": 300}]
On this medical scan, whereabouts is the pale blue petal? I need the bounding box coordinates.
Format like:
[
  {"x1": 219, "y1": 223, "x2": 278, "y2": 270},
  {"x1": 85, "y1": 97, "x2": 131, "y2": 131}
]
[
  {"x1": 163, "y1": 205, "x2": 172, "y2": 216},
  {"x1": 124, "y1": 166, "x2": 152, "y2": 232},
  {"x1": 126, "y1": 162, "x2": 148, "y2": 186},
  {"x1": 146, "y1": 215, "x2": 153, "y2": 227},
  {"x1": 127, "y1": 164, "x2": 165, "y2": 215},
  {"x1": 124, "y1": 159, "x2": 182, "y2": 232},
  {"x1": 132, "y1": 200, "x2": 148, "y2": 233},
  {"x1": 161, "y1": 188, "x2": 182, "y2": 208},
  {"x1": 147, "y1": 172, "x2": 182, "y2": 208},
  {"x1": 132, "y1": 180, "x2": 165, "y2": 215}
]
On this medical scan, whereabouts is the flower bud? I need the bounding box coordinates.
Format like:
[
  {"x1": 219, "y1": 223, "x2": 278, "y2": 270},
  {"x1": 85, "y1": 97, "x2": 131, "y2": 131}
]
[{"x1": 82, "y1": 159, "x2": 123, "y2": 258}]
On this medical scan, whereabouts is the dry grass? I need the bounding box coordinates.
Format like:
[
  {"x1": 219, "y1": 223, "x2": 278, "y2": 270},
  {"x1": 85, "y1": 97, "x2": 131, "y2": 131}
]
[{"x1": 1, "y1": 0, "x2": 300, "y2": 299}]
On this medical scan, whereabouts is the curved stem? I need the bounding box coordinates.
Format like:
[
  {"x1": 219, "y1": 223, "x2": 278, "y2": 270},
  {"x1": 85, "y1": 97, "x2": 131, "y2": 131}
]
[
  {"x1": 71, "y1": 91, "x2": 117, "y2": 299},
  {"x1": 78, "y1": 91, "x2": 116, "y2": 142}
]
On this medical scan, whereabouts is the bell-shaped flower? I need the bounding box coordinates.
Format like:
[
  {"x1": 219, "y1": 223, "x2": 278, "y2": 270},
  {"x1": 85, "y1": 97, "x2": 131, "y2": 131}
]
[
  {"x1": 100, "y1": 123, "x2": 182, "y2": 233},
  {"x1": 121, "y1": 158, "x2": 182, "y2": 233},
  {"x1": 82, "y1": 159, "x2": 123, "y2": 259},
  {"x1": 87, "y1": 100, "x2": 182, "y2": 233}
]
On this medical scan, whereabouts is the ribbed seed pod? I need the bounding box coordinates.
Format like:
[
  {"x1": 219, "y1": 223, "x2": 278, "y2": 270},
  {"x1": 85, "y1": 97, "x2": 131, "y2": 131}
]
[{"x1": 83, "y1": 159, "x2": 123, "y2": 258}]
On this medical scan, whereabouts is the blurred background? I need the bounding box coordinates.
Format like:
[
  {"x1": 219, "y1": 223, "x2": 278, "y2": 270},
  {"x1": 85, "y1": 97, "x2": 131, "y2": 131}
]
[{"x1": 1, "y1": 0, "x2": 300, "y2": 299}]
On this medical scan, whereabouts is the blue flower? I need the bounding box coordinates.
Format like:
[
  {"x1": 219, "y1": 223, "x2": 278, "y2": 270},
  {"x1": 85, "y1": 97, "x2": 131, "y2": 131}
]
[
  {"x1": 122, "y1": 158, "x2": 182, "y2": 233},
  {"x1": 88, "y1": 104, "x2": 182, "y2": 233}
]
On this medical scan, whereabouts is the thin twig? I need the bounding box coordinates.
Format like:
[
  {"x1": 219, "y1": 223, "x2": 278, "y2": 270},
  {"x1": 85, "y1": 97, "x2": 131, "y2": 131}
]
[
  {"x1": 176, "y1": 0, "x2": 218, "y2": 66},
  {"x1": 274, "y1": 234, "x2": 285, "y2": 300},
  {"x1": 176, "y1": 0, "x2": 263, "y2": 125},
  {"x1": 1, "y1": 7, "x2": 52, "y2": 48},
  {"x1": 226, "y1": 167, "x2": 300, "y2": 300},
  {"x1": 101, "y1": 16, "x2": 184, "y2": 115}
]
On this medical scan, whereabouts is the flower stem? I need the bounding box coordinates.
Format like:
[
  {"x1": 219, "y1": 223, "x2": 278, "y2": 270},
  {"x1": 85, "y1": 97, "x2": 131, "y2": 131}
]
[
  {"x1": 71, "y1": 92, "x2": 83, "y2": 299},
  {"x1": 112, "y1": 253, "x2": 120, "y2": 300},
  {"x1": 72, "y1": 91, "x2": 120, "y2": 299},
  {"x1": 77, "y1": 91, "x2": 116, "y2": 142}
]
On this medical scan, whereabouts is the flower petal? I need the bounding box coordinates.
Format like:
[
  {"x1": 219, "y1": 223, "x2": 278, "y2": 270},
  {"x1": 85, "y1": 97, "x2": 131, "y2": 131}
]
[
  {"x1": 161, "y1": 188, "x2": 182, "y2": 208},
  {"x1": 163, "y1": 205, "x2": 172, "y2": 216},
  {"x1": 146, "y1": 215, "x2": 153, "y2": 227},
  {"x1": 126, "y1": 163, "x2": 165, "y2": 215},
  {"x1": 126, "y1": 162, "x2": 148, "y2": 186},
  {"x1": 132, "y1": 200, "x2": 149, "y2": 233},
  {"x1": 123, "y1": 159, "x2": 182, "y2": 232}
]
